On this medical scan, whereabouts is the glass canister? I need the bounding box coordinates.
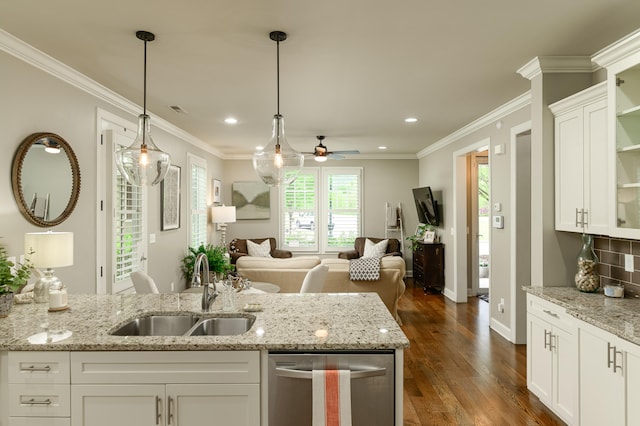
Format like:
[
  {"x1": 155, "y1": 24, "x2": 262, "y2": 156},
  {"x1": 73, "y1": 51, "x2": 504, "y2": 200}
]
[{"x1": 575, "y1": 234, "x2": 600, "y2": 292}]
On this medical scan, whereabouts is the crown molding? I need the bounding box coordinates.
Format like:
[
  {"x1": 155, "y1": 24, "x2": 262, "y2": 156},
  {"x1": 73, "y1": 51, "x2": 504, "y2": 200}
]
[
  {"x1": 0, "y1": 29, "x2": 223, "y2": 158},
  {"x1": 592, "y1": 28, "x2": 640, "y2": 68},
  {"x1": 225, "y1": 153, "x2": 418, "y2": 161},
  {"x1": 548, "y1": 81, "x2": 606, "y2": 115},
  {"x1": 517, "y1": 56, "x2": 594, "y2": 80},
  {"x1": 417, "y1": 91, "x2": 531, "y2": 158}
]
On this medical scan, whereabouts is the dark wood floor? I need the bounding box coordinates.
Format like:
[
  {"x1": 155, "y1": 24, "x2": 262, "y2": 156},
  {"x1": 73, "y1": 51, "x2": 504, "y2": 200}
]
[{"x1": 398, "y1": 280, "x2": 565, "y2": 425}]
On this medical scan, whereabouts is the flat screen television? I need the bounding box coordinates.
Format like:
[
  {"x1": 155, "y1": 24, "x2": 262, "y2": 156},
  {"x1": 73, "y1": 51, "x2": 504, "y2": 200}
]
[{"x1": 413, "y1": 186, "x2": 440, "y2": 226}]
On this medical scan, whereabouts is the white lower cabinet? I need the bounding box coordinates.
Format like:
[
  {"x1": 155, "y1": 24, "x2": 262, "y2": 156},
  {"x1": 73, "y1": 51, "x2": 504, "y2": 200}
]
[
  {"x1": 578, "y1": 320, "x2": 640, "y2": 426},
  {"x1": 70, "y1": 351, "x2": 260, "y2": 426},
  {"x1": 527, "y1": 295, "x2": 578, "y2": 425}
]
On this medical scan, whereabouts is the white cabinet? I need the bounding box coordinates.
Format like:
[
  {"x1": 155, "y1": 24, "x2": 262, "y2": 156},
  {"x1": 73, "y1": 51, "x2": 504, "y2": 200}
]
[
  {"x1": 6, "y1": 351, "x2": 71, "y2": 425},
  {"x1": 526, "y1": 294, "x2": 578, "y2": 425},
  {"x1": 593, "y1": 30, "x2": 640, "y2": 238},
  {"x1": 70, "y1": 351, "x2": 260, "y2": 426},
  {"x1": 578, "y1": 320, "x2": 640, "y2": 426},
  {"x1": 550, "y1": 82, "x2": 608, "y2": 234}
]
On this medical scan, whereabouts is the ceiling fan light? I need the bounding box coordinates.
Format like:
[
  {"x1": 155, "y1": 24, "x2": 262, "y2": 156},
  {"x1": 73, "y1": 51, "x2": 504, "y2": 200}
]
[
  {"x1": 115, "y1": 30, "x2": 171, "y2": 187},
  {"x1": 314, "y1": 155, "x2": 328, "y2": 162}
]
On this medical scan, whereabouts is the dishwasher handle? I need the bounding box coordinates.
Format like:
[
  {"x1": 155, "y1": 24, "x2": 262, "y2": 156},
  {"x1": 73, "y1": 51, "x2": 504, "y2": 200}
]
[{"x1": 275, "y1": 366, "x2": 386, "y2": 380}]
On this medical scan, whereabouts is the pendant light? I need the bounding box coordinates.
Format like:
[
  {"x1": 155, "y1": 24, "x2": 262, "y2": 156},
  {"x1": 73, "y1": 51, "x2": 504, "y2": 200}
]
[
  {"x1": 115, "y1": 30, "x2": 171, "y2": 187},
  {"x1": 252, "y1": 30, "x2": 304, "y2": 187}
]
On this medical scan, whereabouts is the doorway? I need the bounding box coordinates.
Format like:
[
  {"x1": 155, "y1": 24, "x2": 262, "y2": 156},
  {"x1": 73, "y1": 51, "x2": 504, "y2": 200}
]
[{"x1": 471, "y1": 151, "x2": 489, "y2": 297}]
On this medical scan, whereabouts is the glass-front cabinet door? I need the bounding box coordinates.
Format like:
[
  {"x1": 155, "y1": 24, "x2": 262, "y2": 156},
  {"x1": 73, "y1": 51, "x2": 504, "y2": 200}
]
[
  {"x1": 614, "y1": 64, "x2": 640, "y2": 235},
  {"x1": 594, "y1": 29, "x2": 640, "y2": 238}
]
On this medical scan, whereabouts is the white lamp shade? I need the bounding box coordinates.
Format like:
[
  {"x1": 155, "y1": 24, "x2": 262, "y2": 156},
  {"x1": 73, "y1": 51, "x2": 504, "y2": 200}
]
[
  {"x1": 25, "y1": 231, "x2": 74, "y2": 268},
  {"x1": 211, "y1": 206, "x2": 236, "y2": 224}
]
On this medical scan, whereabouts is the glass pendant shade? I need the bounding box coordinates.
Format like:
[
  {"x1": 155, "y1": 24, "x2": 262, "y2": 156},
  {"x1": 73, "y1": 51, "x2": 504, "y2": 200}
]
[
  {"x1": 116, "y1": 114, "x2": 171, "y2": 186},
  {"x1": 253, "y1": 114, "x2": 304, "y2": 186}
]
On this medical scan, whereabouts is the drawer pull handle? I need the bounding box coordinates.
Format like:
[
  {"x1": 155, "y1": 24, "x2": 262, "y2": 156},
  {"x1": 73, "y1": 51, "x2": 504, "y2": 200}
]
[
  {"x1": 21, "y1": 365, "x2": 51, "y2": 372},
  {"x1": 275, "y1": 366, "x2": 386, "y2": 380},
  {"x1": 542, "y1": 309, "x2": 559, "y2": 319},
  {"x1": 21, "y1": 397, "x2": 52, "y2": 405}
]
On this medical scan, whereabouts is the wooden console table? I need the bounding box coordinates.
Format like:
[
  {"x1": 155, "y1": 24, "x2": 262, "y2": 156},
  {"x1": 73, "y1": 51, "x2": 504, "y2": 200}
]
[{"x1": 413, "y1": 242, "x2": 444, "y2": 293}]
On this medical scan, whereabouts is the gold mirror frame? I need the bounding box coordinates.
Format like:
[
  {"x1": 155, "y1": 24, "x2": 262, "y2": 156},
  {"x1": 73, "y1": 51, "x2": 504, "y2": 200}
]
[{"x1": 11, "y1": 132, "x2": 81, "y2": 227}]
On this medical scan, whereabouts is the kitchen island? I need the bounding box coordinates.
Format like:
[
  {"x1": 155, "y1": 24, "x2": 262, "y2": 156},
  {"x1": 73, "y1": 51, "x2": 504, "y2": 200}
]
[{"x1": 0, "y1": 292, "x2": 408, "y2": 425}]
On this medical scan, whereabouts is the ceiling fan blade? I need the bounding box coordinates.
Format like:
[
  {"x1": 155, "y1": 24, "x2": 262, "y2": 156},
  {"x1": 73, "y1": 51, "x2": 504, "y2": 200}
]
[
  {"x1": 330, "y1": 150, "x2": 360, "y2": 155},
  {"x1": 327, "y1": 153, "x2": 345, "y2": 160}
]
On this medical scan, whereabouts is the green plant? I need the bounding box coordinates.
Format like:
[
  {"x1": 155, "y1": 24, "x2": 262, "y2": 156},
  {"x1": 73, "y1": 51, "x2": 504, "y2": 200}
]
[
  {"x1": 406, "y1": 223, "x2": 434, "y2": 251},
  {"x1": 180, "y1": 244, "x2": 234, "y2": 281},
  {"x1": 0, "y1": 243, "x2": 33, "y2": 295}
]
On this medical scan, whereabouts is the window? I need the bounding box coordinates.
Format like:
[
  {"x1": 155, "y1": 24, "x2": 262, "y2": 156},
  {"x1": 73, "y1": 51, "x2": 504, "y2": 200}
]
[
  {"x1": 188, "y1": 154, "x2": 208, "y2": 248},
  {"x1": 281, "y1": 167, "x2": 362, "y2": 253},
  {"x1": 111, "y1": 131, "x2": 147, "y2": 293}
]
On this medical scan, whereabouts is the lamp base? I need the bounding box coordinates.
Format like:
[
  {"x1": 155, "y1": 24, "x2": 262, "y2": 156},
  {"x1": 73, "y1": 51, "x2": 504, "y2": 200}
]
[{"x1": 34, "y1": 269, "x2": 62, "y2": 303}]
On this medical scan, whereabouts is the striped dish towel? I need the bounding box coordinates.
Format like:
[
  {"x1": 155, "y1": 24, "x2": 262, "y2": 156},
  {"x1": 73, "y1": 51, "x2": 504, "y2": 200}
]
[{"x1": 312, "y1": 369, "x2": 352, "y2": 426}]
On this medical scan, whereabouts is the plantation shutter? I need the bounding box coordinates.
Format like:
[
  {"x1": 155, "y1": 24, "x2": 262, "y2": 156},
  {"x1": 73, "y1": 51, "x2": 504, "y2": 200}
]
[
  {"x1": 282, "y1": 171, "x2": 318, "y2": 250},
  {"x1": 114, "y1": 170, "x2": 145, "y2": 284},
  {"x1": 190, "y1": 160, "x2": 208, "y2": 247},
  {"x1": 325, "y1": 169, "x2": 361, "y2": 249}
]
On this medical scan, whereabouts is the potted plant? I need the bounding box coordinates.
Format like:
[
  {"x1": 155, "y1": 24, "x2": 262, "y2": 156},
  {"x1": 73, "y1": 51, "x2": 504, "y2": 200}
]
[
  {"x1": 479, "y1": 258, "x2": 489, "y2": 278},
  {"x1": 406, "y1": 223, "x2": 434, "y2": 251},
  {"x1": 180, "y1": 244, "x2": 234, "y2": 286},
  {"x1": 0, "y1": 243, "x2": 33, "y2": 317}
]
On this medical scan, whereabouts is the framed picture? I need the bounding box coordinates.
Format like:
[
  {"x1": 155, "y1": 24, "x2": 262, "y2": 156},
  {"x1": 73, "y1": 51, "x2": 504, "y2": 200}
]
[
  {"x1": 161, "y1": 165, "x2": 181, "y2": 230},
  {"x1": 212, "y1": 179, "x2": 222, "y2": 203},
  {"x1": 232, "y1": 181, "x2": 270, "y2": 219},
  {"x1": 423, "y1": 230, "x2": 436, "y2": 244}
]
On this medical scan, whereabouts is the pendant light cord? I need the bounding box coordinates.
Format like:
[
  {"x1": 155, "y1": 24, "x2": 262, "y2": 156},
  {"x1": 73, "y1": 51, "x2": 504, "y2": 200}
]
[
  {"x1": 143, "y1": 39, "x2": 148, "y2": 116},
  {"x1": 276, "y1": 38, "x2": 280, "y2": 116}
]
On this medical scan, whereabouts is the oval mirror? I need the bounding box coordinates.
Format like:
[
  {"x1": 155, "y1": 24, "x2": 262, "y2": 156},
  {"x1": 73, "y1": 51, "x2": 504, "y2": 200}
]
[{"x1": 11, "y1": 132, "x2": 81, "y2": 227}]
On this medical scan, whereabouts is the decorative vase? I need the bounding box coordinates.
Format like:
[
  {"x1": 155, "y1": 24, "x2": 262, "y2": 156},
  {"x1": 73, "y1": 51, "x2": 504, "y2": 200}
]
[
  {"x1": 0, "y1": 293, "x2": 14, "y2": 317},
  {"x1": 575, "y1": 234, "x2": 600, "y2": 292}
]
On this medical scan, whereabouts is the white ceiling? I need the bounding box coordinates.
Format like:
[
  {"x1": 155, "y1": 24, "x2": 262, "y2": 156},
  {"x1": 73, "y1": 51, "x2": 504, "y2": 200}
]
[{"x1": 2, "y1": 0, "x2": 640, "y2": 158}]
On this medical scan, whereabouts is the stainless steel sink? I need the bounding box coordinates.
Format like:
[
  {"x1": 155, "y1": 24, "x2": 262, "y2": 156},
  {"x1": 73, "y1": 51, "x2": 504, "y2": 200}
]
[
  {"x1": 109, "y1": 314, "x2": 256, "y2": 336},
  {"x1": 188, "y1": 316, "x2": 256, "y2": 336},
  {"x1": 110, "y1": 315, "x2": 200, "y2": 336}
]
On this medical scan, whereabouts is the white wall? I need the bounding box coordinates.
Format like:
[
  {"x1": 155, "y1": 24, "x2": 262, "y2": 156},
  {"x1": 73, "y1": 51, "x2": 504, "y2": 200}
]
[{"x1": 0, "y1": 50, "x2": 224, "y2": 294}]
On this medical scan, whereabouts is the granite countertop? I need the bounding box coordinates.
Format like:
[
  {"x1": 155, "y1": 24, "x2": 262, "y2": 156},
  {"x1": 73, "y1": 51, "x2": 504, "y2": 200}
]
[
  {"x1": 524, "y1": 286, "x2": 640, "y2": 345},
  {"x1": 0, "y1": 292, "x2": 409, "y2": 351}
]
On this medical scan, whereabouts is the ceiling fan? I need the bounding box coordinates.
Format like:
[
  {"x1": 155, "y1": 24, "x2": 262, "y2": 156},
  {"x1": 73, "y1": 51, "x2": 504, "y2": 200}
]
[{"x1": 303, "y1": 135, "x2": 360, "y2": 162}]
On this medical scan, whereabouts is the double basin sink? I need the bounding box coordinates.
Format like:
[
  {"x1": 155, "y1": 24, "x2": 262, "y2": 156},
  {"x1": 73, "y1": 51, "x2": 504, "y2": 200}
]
[{"x1": 109, "y1": 314, "x2": 256, "y2": 337}]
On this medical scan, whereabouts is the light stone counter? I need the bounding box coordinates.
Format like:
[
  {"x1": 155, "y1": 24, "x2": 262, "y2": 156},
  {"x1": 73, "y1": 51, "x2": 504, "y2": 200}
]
[
  {"x1": 523, "y1": 286, "x2": 640, "y2": 346},
  {"x1": 0, "y1": 292, "x2": 409, "y2": 351}
]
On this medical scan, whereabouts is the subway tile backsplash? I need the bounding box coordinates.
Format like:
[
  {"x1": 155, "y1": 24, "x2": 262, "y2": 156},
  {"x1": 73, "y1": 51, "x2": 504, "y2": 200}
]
[{"x1": 594, "y1": 236, "x2": 640, "y2": 298}]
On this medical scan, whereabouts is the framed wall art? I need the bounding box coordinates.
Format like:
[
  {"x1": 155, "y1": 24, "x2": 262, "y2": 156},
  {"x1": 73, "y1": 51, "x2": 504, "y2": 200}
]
[
  {"x1": 232, "y1": 181, "x2": 270, "y2": 219},
  {"x1": 161, "y1": 165, "x2": 181, "y2": 230},
  {"x1": 212, "y1": 179, "x2": 221, "y2": 203}
]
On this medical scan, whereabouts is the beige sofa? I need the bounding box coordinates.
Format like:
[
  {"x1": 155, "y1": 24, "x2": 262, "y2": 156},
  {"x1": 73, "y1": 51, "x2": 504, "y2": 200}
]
[{"x1": 235, "y1": 256, "x2": 406, "y2": 322}]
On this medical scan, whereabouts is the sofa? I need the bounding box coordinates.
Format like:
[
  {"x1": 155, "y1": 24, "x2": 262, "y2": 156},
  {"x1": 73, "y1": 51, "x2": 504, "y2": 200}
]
[
  {"x1": 235, "y1": 255, "x2": 406, "y2": 322},
  {"x1": 228, "y1": 237, "x2": 293, "y2": 264},
  {"x1": 337, "y1": 237, "x2": 402, "y2": 260}
]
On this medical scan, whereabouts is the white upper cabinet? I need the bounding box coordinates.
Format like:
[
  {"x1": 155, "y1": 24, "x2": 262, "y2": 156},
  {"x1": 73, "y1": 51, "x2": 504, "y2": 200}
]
[
  {"x1": 593, "y1": 29, "x2": 640, "y2": 239},
  {"x1": 551, "y1": 82, "x2": 608, "y2": 234}
]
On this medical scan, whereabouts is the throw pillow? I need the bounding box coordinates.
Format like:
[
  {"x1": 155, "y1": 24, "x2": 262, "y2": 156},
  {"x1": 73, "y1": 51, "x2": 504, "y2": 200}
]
[
  {"x1": 362, "y1": 238, "x2": 388, "y2": 258},
  {"x1": 247, "y1": 239, "x2": 272, "y2": 258}
]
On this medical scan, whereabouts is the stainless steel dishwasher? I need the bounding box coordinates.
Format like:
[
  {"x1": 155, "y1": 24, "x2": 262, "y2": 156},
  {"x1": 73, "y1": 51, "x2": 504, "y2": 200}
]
[{"x1": 268, "y1": 351, "x2": 395, "y2": 425}]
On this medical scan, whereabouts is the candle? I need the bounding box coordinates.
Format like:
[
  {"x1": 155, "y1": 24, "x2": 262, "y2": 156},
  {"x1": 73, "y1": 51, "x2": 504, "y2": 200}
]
[{"x1": 49, "y1": 288, "x2": 68, "y2": 309}]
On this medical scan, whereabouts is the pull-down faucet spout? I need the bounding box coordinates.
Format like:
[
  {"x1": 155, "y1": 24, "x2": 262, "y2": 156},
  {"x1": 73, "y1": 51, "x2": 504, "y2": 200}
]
[{"x1": 191, "y1": 253, "x2": 218, "y2": 311}]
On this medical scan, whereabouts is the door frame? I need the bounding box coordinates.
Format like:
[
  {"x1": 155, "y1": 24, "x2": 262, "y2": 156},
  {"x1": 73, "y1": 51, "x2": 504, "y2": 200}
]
[
  {"x1": 450, "y1": 137, "x2": 490, "y2": 303},
  {"x1": 471, "y1": 151, "x2": 489, "y2": 297}
]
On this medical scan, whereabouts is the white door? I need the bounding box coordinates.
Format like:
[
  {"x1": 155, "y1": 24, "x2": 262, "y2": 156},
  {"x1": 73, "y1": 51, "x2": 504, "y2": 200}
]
[
  {"x1": 167, "y1": 384, "x2": 260, "y2": 426},
  {"x1": 470, "y1": 151, "x2": 489, "y2": 296},
  {"x1": 71, "y1": 384, "x2": 165, "y2": 426}
]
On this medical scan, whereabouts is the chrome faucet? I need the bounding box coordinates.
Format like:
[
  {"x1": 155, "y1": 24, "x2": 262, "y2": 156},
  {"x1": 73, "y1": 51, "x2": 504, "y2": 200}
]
[{"x1": 191, "y1": 253, "x2": 218, "y2": 311}]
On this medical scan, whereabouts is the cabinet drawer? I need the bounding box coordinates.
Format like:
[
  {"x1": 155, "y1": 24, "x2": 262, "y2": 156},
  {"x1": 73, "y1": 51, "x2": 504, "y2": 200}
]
[
  {"x1": 8, "y1": 352, "x2": 70, "y2": 384},
  {"x1": 71, "y1": 351, "x2": 260, "y2": 384},
  {"x1": 8, "y1": 384, "x2": 70, "y2": 417},
  {"x1": 527, "y1": 294, "x2": 574, "y2": 332},
  {"x1": 9, "y1": 417, "x2": 70, "y2": 426}
]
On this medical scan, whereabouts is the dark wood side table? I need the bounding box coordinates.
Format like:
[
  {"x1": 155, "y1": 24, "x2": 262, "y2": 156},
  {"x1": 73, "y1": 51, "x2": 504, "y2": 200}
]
[{"x1": 413, "y1": 242, "x2": 444, "y2": 293}]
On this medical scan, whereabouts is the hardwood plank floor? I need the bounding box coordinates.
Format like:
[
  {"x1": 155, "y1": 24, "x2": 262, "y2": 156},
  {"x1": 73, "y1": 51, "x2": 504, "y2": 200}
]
[{"x1": 399, "y1": 280, "x2": 565, "y2": 425}]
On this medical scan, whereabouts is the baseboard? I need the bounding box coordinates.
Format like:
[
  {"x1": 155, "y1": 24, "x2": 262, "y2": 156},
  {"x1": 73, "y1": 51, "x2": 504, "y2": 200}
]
[
  {"x1": 443, "y1": 287, "x2": 457, "y2": 302},
  {"x1": 490, "y1": 317, "x2": 513, "y2": 343}
]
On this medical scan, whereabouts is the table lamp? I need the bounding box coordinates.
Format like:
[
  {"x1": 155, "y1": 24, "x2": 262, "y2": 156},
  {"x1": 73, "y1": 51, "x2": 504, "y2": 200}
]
[
  {"x1": 211, "y1": 205, "x2": 236, "y2": 248},
  {"x1": 24, "y1": 231, "x2": 73, "y2": 308}
]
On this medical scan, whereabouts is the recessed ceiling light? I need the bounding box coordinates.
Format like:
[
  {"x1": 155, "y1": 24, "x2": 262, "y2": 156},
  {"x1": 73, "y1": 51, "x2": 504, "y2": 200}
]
[
  {"x1": 224, "y1": 117, "x2": 238, "y2": 124},
  {"x1": 378, "y1": 146, "x2": 387, "y2": 150},
  {"x1": 169, "y1": 105, "x2": 188, "y2": 114},
  {"x1": 404, "y1": 117, "x2": 418, "y2": 123}
]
